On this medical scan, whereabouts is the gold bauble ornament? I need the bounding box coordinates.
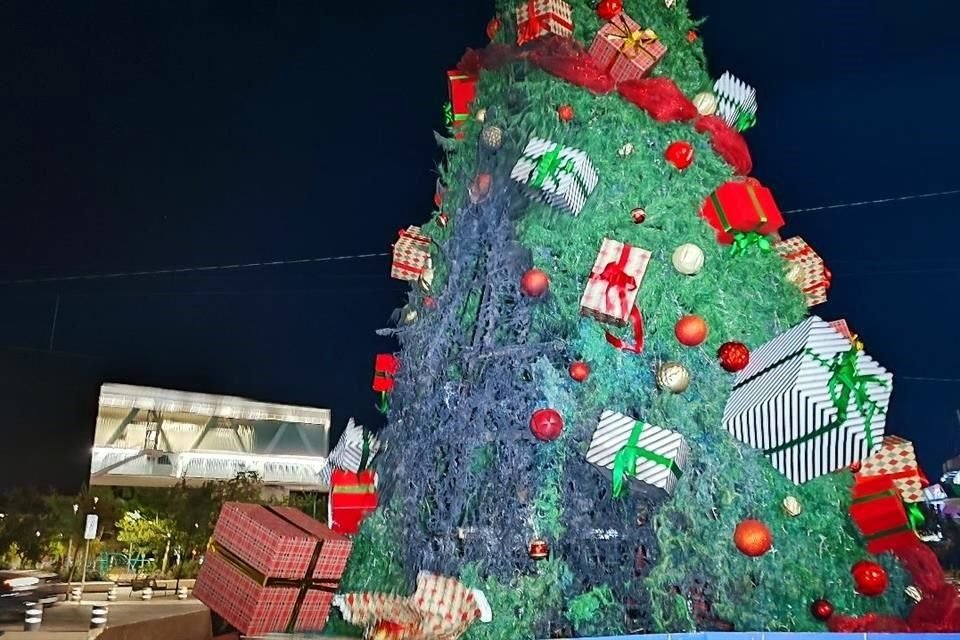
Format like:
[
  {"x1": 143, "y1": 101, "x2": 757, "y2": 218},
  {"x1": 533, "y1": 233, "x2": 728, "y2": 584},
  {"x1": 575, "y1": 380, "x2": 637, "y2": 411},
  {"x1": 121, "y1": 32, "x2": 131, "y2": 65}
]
[
  {"x1": 480, "y1": 125, "x2": 504, "y2": 150},
  {"x1": 656, "y1": 362, "x2": 690, "y2": 393},
  {"x1": 692, "y1": 92, "x2": 718, "y2": 116},
  {"x1": 475, "y1": 108, "x2": 487, "y2": 123},
  {"x1": 618, "y1": 142, "x2": 635, "y2": 157},
  {"x1": 672, "y1": 243, "x2": 705, "y2": 276},
  {"x1": 905, "y1": 585, "x2": 922, "y2": 603},
  {"x1": 781, "y1": 496, "x2": 802, "y2": 517},
  {"x1": 418, "y1": 259, "x2": 434, "y2": 295},
  {"x1": 400, "y1": 305, "x2": 418, "y2": 325}
]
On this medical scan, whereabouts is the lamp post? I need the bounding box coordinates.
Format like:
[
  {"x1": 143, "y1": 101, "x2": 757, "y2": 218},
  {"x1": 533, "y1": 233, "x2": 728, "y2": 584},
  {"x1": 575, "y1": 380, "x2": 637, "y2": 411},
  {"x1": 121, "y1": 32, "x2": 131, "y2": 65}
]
[{"x1": 66, "y1": 504, "x2": 79, "y2": 602}]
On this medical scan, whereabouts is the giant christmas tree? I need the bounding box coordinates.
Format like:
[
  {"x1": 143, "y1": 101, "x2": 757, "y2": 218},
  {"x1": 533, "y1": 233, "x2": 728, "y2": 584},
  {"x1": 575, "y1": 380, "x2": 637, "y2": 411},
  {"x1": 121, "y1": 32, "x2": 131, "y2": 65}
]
[{"x1": 329, "y1": 1, "x2": 960, "y2": 637}]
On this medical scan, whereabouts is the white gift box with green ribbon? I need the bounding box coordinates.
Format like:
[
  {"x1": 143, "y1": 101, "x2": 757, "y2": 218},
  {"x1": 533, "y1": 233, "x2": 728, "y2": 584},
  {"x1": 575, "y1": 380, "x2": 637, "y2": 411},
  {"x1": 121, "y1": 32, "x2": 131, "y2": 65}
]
[
  {"x1": 510, "y1": 137, "x2": 599, "y2": 215},
  {"x1": 585, "y1": 410, "x2": 689, "y2": 498}
]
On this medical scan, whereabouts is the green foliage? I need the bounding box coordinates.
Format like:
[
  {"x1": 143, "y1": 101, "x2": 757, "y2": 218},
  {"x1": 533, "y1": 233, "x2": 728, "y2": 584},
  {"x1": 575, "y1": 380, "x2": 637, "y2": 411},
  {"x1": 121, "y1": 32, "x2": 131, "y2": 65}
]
[
  {"x1": 566, "y1": 586, "x2": 623, "y2": 637},
  {"x1": 116, "y1": 511, "x2": 175, "y2": 557}
]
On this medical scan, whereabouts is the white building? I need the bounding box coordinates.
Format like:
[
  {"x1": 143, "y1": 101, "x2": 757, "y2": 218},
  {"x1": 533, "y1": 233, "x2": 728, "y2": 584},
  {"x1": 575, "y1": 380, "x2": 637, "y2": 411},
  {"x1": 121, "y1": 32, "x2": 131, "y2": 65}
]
[{"x1": 89, "y1": 383, "x2": 331, "y2": 496}]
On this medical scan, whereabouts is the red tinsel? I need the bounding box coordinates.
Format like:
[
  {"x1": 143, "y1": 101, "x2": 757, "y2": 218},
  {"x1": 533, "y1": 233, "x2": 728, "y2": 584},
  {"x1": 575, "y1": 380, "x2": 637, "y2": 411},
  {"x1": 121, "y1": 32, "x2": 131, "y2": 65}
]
[
  {"x1": 828, "y1": 541, "x2": 960, "y2": 632},
  {"x1": 618, "y1": 78, "x2": 698, "y2": 123},
  {"x1": 525, "y1": 36, "x2": 615, "y2": 95},
  {"x1": 694, "y1": 116, "x2": 753, "y2": 175}
]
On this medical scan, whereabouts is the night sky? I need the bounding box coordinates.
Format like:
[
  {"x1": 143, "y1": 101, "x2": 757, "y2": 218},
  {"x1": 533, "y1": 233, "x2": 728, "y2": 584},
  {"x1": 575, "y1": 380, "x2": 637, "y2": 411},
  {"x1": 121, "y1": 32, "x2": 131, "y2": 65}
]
[{"x1": 1, "y1": 1, "x2": 959, "y2": 491}]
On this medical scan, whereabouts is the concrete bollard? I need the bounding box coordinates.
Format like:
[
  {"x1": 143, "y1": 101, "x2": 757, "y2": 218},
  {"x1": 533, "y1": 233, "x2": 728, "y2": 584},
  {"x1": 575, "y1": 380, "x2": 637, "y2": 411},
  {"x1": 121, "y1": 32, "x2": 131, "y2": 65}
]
[
  {"x1": 23, "y1": 601, "x2": 42, "y2": 631},
  {"x1": 90, "y1": 604, "x2": 108, "y2": 630},
  {"x1": 141, "y1": 586, "x2": 153, "y2": 601},
  {"x1": 70, "y1": 586, "x2": 82, "y2": 602},
  {"x1": 177, "y1": 586, "x2": 188, "y2": 600},
  {"x1": 106, "y1": 585, "x2": 118, "y2": 601}
]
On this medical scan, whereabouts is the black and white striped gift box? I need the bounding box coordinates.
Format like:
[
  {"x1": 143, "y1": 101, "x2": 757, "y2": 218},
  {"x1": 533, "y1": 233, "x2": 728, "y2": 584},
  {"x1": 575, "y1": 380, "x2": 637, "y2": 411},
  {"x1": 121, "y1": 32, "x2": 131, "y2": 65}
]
[
  {"x1": 585, "y1": 410, "x2": 689, "y2": 497},
  {"x1": 323, "y1": 419, "x2": 380, "y2": 476},
  {"x1": 509, "y1": 137, "x2": 599, "y2": 216},
  {"x1": 722, "y1": 316, "x2": 892, "y2": 485}
]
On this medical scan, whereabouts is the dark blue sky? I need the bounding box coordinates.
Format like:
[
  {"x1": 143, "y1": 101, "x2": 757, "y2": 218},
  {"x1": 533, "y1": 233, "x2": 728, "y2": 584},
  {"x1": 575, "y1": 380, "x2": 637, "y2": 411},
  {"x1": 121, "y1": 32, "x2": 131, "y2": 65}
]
[{"x1": 0, "y1": 1, "x2": 958, "y2": 489}]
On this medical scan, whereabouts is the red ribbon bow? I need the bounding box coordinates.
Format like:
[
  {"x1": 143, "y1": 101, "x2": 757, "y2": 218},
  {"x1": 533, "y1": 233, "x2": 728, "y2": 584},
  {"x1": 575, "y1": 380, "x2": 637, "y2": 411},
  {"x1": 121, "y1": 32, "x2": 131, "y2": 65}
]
[{"x1": 521, "y1": 0, "x2": 542, "y2": 43}]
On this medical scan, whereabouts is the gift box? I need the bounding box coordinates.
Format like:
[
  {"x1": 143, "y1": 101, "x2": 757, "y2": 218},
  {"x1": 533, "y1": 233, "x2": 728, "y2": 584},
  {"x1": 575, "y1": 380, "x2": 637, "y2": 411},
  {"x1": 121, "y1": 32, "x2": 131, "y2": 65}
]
[
  {"x1": 775, "y1": 236, "x2": 831, "y2": 307},
  {"x1": 514, "y1": 0, "x2": 573, "y2": 46},
  {"x1": 585, "y1": 410, "x2": 689, "y2": 498},
  {"x1": 328, "y1": 468, "x2": 379, "y2": 535},
  {"x1": 446, "y1": 70, "x2": 476, "y2": 133},
  {"x1": 588, "y1": 13, "x2": 667, "y2": 83},
  {"x1": 857, "y1": 435, "x2": 927, "y2": 503},
  {"x1": 193, "y1": 503, "x2": 351, "y2": 636},
  {"x1": 829, "y1": 318, "x2": 852, "y2": 339},
  {"x1": 328, "y1": 419, "x2": 381, "y2": 475},
  {"x1": 372, "y1": 353, "x2": 398, "y2": 393},
  {"x1": 700, "y1": 178, "x2": 785, "y2": 247},
  {"x1": 849, "y1": 475, "x2": 918, "y2": 554},
  {"x1": 722, "y1": 315, "x2": 893, "y2": 485},
  {"x1": 391, "y1": 226, "x2": 431, "y2": 281},
  {"x1": 579, "y1": 238, "x2": 651, "y2": 327},
  {"x1": 510, "y1": 137, "x2": 599, "y2": 215}
]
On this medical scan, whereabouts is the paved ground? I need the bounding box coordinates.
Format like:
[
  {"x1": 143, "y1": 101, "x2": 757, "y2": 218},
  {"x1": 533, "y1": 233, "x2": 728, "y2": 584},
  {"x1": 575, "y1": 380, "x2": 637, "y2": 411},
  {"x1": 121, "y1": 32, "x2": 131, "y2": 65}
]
[{"x1": 0, "y1": 588, "x2": 205, "y2": 633}]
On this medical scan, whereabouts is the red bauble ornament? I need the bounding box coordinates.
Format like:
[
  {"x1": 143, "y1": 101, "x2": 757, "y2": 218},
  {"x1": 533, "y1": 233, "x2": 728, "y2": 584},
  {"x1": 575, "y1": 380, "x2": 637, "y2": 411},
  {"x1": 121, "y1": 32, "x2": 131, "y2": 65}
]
[
  {"x1": 530, "y1": 409, "x2": 564, "y2": 442},
  {"x1": 852, "y1": 561, "x2": 888, "y2": 597},
  {"x1": 686, "y1": 30, "x2": 698, "y2": 43},
  {"x1": 596, "y1": 0, "x2": 623, "y2": 20},
  {"x1": 557, "y1": 104, "x2": 575, "y2": 122},
  {"x1": 569, "y1": 361, "x2": 590, "y2": 382},
  {"x1": 665, "y1": 141, "x2": 695, "y2": 170},
  {"x1": 810, "y1": 598, "x2": 834, "y2": 621},
  {"x1": 717, "y1": 341, "x2": 750, "y2": 372},
  {"x1": 675, "y1": 315, "x2": 708, "y2": 347},
  {"x1": 849, "y1": 461, "x2": 862, "y2": 473},
  {"x1": 528, "y1": 538, "x2": 550, "y2": 560},
  {"x1": 486, "y1": 16, "x2": 501, "y2": 40},
  {"x1": 630, "y1": 208, "x2": 646, "y2": 224},
  {"x1": 424, "y1": 296, "x2": 436, "y2": 309},
  {"x1": 733, "y1": 519, "x2": 773, "y2": 557},
  {"x1": 521, "y1": 268, "x2": 550, "y2": 297}
]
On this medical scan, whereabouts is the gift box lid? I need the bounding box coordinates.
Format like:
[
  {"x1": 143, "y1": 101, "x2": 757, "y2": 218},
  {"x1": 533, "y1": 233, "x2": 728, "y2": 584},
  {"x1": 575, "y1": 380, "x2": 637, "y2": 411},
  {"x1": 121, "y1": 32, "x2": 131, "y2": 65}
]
[{"x1": 214, "y1": 503, "x2": 351, "y2": 581}]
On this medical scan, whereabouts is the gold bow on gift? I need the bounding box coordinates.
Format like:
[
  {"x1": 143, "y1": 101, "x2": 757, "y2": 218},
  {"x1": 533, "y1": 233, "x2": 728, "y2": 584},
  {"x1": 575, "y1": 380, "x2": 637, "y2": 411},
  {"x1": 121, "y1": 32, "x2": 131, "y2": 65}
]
[{"x1": 606, "y1": 24, "x2": 659, "y2": 60}]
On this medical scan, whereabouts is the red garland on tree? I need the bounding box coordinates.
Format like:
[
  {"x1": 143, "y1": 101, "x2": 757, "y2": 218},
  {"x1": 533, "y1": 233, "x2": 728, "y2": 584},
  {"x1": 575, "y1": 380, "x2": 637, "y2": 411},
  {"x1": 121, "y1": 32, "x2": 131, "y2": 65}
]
[
  {"x1": 595, "y1": 0, "x2": 623, "y2": 21},
  {"x1": 665, "y1": 141, "x2": 695, "y2": 170},
  {"x1": 486, "y1": 16, "x2": 500, "y2": 40},
  {"x1": 618, "y1": 78, "x2": 698, "y2": 123},
  {"x1": 530, "y1": 409, "x2": 564, "y2": 442},
  {"x1": 718, "y1": 341, "x2": 750, "y2": 372},
  {"x1": 694, "y1": 116, "x2": 753, "y2": 175}
]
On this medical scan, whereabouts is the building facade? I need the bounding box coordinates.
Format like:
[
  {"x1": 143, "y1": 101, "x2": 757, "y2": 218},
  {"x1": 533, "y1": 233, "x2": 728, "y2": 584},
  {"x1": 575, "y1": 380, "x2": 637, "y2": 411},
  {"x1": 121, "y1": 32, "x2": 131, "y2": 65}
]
[{"x1": 89, "y1": 383, "x2": 331, "y2": 496}]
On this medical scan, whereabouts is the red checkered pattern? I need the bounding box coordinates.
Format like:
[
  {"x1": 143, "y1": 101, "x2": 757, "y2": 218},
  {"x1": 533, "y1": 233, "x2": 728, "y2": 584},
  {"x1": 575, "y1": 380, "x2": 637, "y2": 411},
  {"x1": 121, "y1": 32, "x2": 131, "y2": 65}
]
[
  {"x1": 829, "y1": 319, "x2": 852, "y2": 339},
  {"x1": 194, "y1": 503, "x2": 352, "y2": 636},
  {"x1": 338, "y1": 592, "x2": 422, "y2": 628},
  {"x1": 589, "y1": 13, "x2": 667, "y2": 83},
  {"x1": 774, "y1": 236, "x2": 829, "y2": 307},
  {"x1": 514, "y1": 0, "x2": 574, "y2": 46},
  {"x1": 857, "y1": 435, "x2": 926, "y2": 503},
  {"x1": 412, "y1": 572, "x2": 485, "y2": 639},
  {"x1": 391, "y1": 226, "x2": 431, "y2": 282}
]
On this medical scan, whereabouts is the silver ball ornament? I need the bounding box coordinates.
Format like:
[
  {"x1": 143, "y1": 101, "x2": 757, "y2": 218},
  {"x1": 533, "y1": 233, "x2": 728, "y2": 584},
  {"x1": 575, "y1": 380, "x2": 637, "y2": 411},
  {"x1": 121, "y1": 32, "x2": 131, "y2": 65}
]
[
  {"x1": 692, "y1": 92, "x2": 718, "y2": 116},
  {"x1": 656, "y1": 362, "x2": 690, "y2": 393}
]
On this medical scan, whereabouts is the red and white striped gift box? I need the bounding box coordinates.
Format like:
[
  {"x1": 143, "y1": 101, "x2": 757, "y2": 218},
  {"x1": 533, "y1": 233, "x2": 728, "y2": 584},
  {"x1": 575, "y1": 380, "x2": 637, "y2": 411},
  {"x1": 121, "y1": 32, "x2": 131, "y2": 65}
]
[
  {"x1": 514, "y1": 0, "x2": 574, "y2": 46},
  {"x1": 390, "y1": 226, "x2": 431, "y2": 282},
  {"x1": 856, "y1": 435, "x2": 927, "y2": 503},
  {"x1": 193, "y1": 503, "x2": 352, "y2": 636},
  {"x1": 579, "y1": 238, "x2": 651, "y2": 326},
  {"x1": 774, "y1": 236, "x2": 830, "y2": 307}
]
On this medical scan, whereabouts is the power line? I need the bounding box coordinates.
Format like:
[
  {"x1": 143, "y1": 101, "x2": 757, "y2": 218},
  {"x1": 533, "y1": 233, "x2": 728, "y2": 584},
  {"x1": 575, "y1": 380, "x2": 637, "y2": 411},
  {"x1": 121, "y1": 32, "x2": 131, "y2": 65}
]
[
  {"x1": 783, "y1": 187, "x2": 960, "y2": 214},
  {"x1": 899, "y1": 376, "x2": 960, "y2": 384}
]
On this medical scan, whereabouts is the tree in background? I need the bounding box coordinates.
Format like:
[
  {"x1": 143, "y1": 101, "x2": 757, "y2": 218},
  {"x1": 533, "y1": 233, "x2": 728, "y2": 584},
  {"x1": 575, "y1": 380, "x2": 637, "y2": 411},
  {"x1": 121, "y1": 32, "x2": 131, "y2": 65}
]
[{"x1": 334, "y1": 0, "x2": 959, "y2": 637}]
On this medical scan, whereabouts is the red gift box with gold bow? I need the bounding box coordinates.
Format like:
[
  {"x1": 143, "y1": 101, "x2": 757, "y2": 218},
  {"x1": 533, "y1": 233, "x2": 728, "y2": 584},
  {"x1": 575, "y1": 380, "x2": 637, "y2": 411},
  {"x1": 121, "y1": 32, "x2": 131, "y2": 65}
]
[
  {"x1": 700, "y1": 178, "x2": 785, "y2": 245},
  {"x1": 328, "y1": 468, "x2": 378, "y2": 536},
  {"x1": 849, "y1": 475, "x2": 918, "y2": 555},
  {"x1": 589, "y1": 13, "x2": 667, "y2": 83}
]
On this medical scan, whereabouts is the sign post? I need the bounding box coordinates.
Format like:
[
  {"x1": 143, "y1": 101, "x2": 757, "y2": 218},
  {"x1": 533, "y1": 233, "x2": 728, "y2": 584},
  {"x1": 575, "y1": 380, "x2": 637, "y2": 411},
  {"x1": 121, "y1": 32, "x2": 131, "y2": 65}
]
[{"x1": 79, "y1": 514, "x2": 98, "y2": 599}]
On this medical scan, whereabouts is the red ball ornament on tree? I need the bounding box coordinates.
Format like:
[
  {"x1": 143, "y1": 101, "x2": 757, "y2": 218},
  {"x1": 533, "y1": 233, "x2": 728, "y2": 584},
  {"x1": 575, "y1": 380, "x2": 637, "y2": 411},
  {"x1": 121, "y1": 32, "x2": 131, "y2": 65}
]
[
  {"x1": 733, "y1": 519, "x2": 773, "y2": 557},
  {"x1": 521, "y1": 268, "x2": 550, "y2": 298},
  {"x1": 810, "y1": 598, "x2": 834, "y2": 621},
  {"x1": 568, "y1": 361, "x2": 590, "y2": 382},
  {"x1": 675, "y1": 315, "x2": 708, "y2": 347},
  {"x1": 665, "y1": 141, "x2": 695, "y2": 170},
  {"x1": 718, "y1": 341, "x2": 750, "y2": 372},
  {"x1": 530, "y1": 409, "x2": 564, "y2": 442},
  {"x1": 852, "y1": 561, "x2": 888, "y2": 597},
  {"x1": 596, "y1": 0, "x2": 623, "y2": 21},
  {"x1": 486, "y1": 16, "x2": 501, "y2": 40},
  {"x1": 557, "y1": 104, "x2": 574, "y2": 122}
]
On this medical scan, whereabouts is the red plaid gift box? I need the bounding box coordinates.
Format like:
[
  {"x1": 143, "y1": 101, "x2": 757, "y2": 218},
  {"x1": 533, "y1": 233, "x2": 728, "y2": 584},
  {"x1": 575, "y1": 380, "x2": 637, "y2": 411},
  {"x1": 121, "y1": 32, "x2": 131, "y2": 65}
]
[
  {"x1": 328, "y1": 469, "x2": 379, "y2": 535},
  {"x1": 700, "y1": 178, "x2": 785, "y2": 245},
  {"x1": 514, "y1": 0, "x2": 573, "y2": 46},
  {"x1": 391, "y1": 226, "x2": 431, "y2": 282},
  {"x1": 447, "y1": 70, "x2": 476, "y2": 131},
  {"x1": 849, "y1": 475, "x2": 918, "y2": 554},
  {"x1": 774, "y1": 236, "x2": 831, "y2": 307},
  {"x1": 856, "y1": 435, "x2": 928, "y2": 503},
  {"x1": 829, "y1": 318, "x2": 851, "y2": 339},
  {"x1": 193, "y1": 503, "x2": 352, "y2": 636},
  {"x1": 588, "y1": 14, "x2": 667, "y2": 83}
]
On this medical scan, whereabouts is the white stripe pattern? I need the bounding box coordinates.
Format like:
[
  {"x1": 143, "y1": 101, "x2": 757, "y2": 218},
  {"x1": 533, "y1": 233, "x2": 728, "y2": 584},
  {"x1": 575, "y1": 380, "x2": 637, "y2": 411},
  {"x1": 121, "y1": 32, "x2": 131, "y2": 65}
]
[
  {"x1": 722, "y1": 316, "x2": 892, "y2": 485},
  {"x1": 585, "y1": 410, "x2": 689, "y2": 497},
  {"x1": 713, "y1": 71, "x2": 757, "y2": 129},
  {"x1": 318, "y1": 419, "x2": 381, "y2": 488},
  {"x1": 510, "y1": 137, "x2": 599, "y2": 216}
]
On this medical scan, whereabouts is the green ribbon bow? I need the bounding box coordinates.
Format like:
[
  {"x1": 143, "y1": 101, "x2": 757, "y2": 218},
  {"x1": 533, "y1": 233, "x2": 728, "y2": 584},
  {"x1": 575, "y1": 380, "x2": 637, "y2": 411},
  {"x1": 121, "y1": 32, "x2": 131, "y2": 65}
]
[
  {"x1": 729, "y1": 230, "x2": 772, "y2": 257},
  {"x1": 442, "y1": 101, "x2": 454, "y2": 128},
  {"x1": 529, "y1": 146, "x2": 575, "y2": 189},
  {"x1": 735, "y1": 110, "x2": 757, "y2": 132},
  {"x1": 812, "y1": 344, "x2": 888, "y2": 452},
  {"x1": 611, "y1": 420, "x2": 681, "y2": 498},
  {"x1": 376, "y1": 390, "x2": 389, "y2": 415},
  {"x1": 906, "y1": 503, "x2": 925, "y2": 531}
]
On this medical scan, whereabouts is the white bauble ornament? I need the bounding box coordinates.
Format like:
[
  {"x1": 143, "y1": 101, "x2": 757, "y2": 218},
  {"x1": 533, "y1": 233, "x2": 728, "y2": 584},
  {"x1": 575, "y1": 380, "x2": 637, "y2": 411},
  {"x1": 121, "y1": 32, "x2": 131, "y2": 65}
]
[
  {"x1": 475, "y1": 108, "x2": 487, "y2": 123},
  {"x1": 672, "y1": 243, "x2": 705, "y2": 276},
  {"x1": 656, "y1": 362, "x2": 690, "y2": 393},
  {"x1": 781, "y1": 496, "x2": 802, "y2": 517},
  {"x1": 480, "y1": 125, "x2": 503, "y2": 150},
  {"x1": 692, "y1": 92, "x2": 718, "y2": 116}
]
